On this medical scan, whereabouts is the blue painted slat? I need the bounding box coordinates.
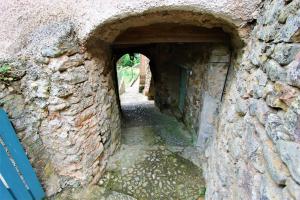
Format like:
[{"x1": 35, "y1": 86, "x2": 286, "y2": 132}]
[
  {"x1": 0, "y1": 109, "x2": 45, "y2": 200},
  {"x1": 0, "y1": 143, "x2": 33, "y2": 200},
  {"x1": 0, "y1": 178, "x2": 15, "y2": 200}
]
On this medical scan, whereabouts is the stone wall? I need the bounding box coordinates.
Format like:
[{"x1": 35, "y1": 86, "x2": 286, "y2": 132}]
[
  {"x1": 151, "y1": 43, "x2": 230, "y2": 142},
  {"x1": 1, "y1": 0, "x2": 300, "y2": 199},
  {"x1": 0, "y1": 24, "x2": 121, "y2": 196},
  {"x1": 204, "y1": 0, "x2": 300, "y2": 199}
]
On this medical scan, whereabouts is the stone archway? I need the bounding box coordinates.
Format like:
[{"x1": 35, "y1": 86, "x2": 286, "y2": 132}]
[
  {"x1": 30, "y1": 10, "x2": 244, "y2": 195},
  {"x1": 2, "y1": 1, "x2": 300, "y2": 199},
  {"x1": 79, "y1": 9, "x2": 244, "y2": 196},
  {"x1": 1, "y1": 5, "x2": 249, "y2": 198}
]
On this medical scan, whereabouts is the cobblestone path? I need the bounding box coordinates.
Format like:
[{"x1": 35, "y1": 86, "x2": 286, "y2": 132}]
[{"x1": 54, "y1": 84, "x2": 205, "y2": 200}]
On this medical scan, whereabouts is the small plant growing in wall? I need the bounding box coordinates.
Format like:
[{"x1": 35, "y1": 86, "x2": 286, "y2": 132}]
[
  {"x1": 198, "y1": 186, "x2": 206, "y2": 197},
  {"x1": 0, "y1": 62, "x2": 25, "y2": 85},
  {"x1": 0, "y1": 64, "x2": 13, "y2": 83}
]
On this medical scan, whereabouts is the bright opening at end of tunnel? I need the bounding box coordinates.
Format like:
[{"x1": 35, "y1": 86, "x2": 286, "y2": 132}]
[{"x1": 117, "y1": 53, "x2": 154, "y2": 107}]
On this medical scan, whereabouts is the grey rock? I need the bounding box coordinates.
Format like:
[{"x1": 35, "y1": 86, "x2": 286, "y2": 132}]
[
  {"x1": 264, "y1": 59, "x2": 287, "y2": 82},
  {"x1": 53, "y1": 66, "x2": 88, "y2": 85},
  {"x1": 0, "y1": 94, "x2": 25, "y2": 118},
  {"x1": 255, "y1": 69, "x2": 268, "y2": 86},
  {"x1": 253, "y1": 85, "x2": 264, "y2": 99},
  {"x1": 278, "y1": 1, "x2": 300, "y2": 24},
  {"x1": 276, "y1": 13, "x2": 300, "y2": 42},
  {"x1": 286, "y1": 178, "x2": 300, "y2": 199},
  {"x1": 49, "y1": 54, "x2": 84, "y2": 72},
  {"x1": 266, "y1": 94, "x2": 288, "y2": 111},
  {"x1": 287, "y1": 60, "x2": 300, "y2": 88},
  {"x1": 48, "y1": 102, "x2": 70, "y2": 112},
  {"x1": 260, "y1": 173, "x2": 283, "y2": 200},
  {"x1": 284, "y1": 97, "x2": 300, "y2": 142},
  {"x1": 29, "y1": 79, "x2": 50, "y2": 99},
  {"x1": 262, "y1": 82, "x2": 274, "y2": 99},
  {"x1": 257, "y1": 24, "x2": 279, "y2": 42},
  {"x1": 263, "y1": 0, "x2": 284, "y2": 25},
  {"x1": 255, "y1": 99, "x2": 274, "y2": 125},
  {"x1": 40, "y1": 22, "x2": 79, "y2": 58},
  {"x1": 236, "y1": 71, "x2": 249, "y2": 97},
  {"x1": 41, "y1": 47, "x2": 65, "y2": 58},
  {"x1": 263, "y1": 140, "x2": 289, "y2": 185},
  {"x1": 249, "y1": 99, "x2": 257, "y2": 116},
  {"x1": 248, "y1": 40, "x2": 266, "y2": 66},
  {"x1": 51, "y1": 84, "x2": 74, "y2": 98},
  {"x1": 271, "y1": 43, "x2": 300, "y2": 65},
  {"x1": 65, "y1": 66, "x2": 88, "y2": 84},
  {"x1": 266, "y1": 114, "x2": 290, "y2": 143},
  {"x1": 235, "y1": 97, "x2": 248, "y2": 116},
  {"x1": 35, "y1": 56, "x2": 50, "y2": 64},
  {"x1": 45, "y1": 174, "x2": 61, "y2": 196},
  {"x1": 277, "y1": 140, "x2": 300, "y2": 184}
]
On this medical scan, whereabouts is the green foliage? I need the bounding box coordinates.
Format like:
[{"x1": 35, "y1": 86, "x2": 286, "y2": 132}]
[
  {"x1": 118, "y1": 53, "x2": 141, "y2": 68},
  {"x1": 117, "y1": 66, "x2": 139, "y2": 87},
  {"x1": 0, "y1": 64, "x2": 14, "y2": 83},
  {"x1": 198, "y1": 187, "x2": 206, "y2": 197},
  {"x1": 117, "y1": 53, "x2": 141, "y2": 88},
  {"x1": 0, "y1": 64, "x2": 11, "y2": 73}
]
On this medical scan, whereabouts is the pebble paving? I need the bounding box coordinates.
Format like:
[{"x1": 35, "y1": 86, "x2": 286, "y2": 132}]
[{"x1": 52, "y1": 84, "x2": 205, "y2": 200}]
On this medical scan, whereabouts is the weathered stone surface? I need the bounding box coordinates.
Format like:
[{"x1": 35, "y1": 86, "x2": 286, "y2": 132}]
[
  {"x1": 263, "y1": 140, "x2": 289, "y2": 185},
  {"x1": 266, "y1": 94, "x2": 288, "y2": 111},
  {"x1": 255, "y1": 99, "x2": 275, "y2": 125},
  {"x1": 277, "y1": 140, "x2": 300, "y2": 184},
  {"x1": 266, "y1": 114, "x2": 290, "y2": 143},
  {"x1": 287, "y1": 60, "x2": 300, "y2": 88},
  {"x1": 278, "y1": 1, "x2": 300, "y2": 24},
  {"x1": 45, "y1": 174, "x2": 62, "y2": 196},
  {"x1": 260, "y1": 173, "x2": 283, "y2": 200},
  {"x1": 235, "y1": 97, "x2": 248, "y2": 116},
  {"x1": 257, "y1": 24, "x2": 279, "y2": 42},
  {"x1": 2, "y1": 0, "x2": 300, "y2": 199},
  {"x1": 271, "y1": 43, "x2": 300, "y2": 65},
  {"x1": 264, "y1": 59, "x2": 287, "y2": 82},
  {"x1": 49, "y1": 54, "x2": 84, "y2": 72},
  {"x1": 0, "y1": 94, "x2": 25, "y2": 118},
  {"x1": 53, "y1": 66, "x2": 88, "y2": 85},
  {"x1": 274, "y1": 82, "x2": 299, "y2": 107},
  {"x1": 277, "y1": 13, "x2": 300, "y2": 42},
  {"x1": 286, "y1": 178, "x2": 300, "y2": 199},
  {"x1": 263, "y1": 0, "x2": 284, "y2": 25},
  {"x1": 41, "y1": 47, "x2": 66, "y2": 58},
  {"x1": 284, "y1": 97, "x2": 300, "y2": 142},
  {"x1": 248, "y1": 40, "x2": 267, "y2": 66},
  {"x1": 51, "y1": 84, "x2": 74, "y2": 98}
]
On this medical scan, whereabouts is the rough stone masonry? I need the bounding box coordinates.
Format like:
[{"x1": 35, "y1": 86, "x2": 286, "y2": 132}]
[{"x1": 0, "y1": 0, "x2": 300, "y2": 199}]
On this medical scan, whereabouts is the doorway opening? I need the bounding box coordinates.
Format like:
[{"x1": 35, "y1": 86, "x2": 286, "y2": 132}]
[
  {"x1": 81, "y1": 15, "x2": 237, "y2": 199},
  {"x1": 117, "y1": 53, "x2": 153, "y2": 106}
]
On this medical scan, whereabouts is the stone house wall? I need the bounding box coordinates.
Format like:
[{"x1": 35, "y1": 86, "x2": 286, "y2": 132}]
[
  {"x1": 0, "y1": 25, "x2": 121, "y2": 196},
  {"x1": 204, "y1": 0, "x2": 300, "y2": 199},
  {"x1": 151, "y1": 43, "x2": 230, "y2": 143},
  {"x1": 1, "y1": 0, "x2": 300, "y2": 199}
]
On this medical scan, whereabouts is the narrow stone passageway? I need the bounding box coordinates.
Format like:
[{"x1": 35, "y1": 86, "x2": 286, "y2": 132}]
[
  {"x1": 100, "y1": 82, "x2": 206, "y2": 200},
  {"x1": 53, "y1": 81, "x2": 205, "y2": 200}
]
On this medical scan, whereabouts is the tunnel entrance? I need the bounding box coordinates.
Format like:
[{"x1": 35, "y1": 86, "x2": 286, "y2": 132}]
[
  {"x1": 111, "y1": 23, "x2": 232, "y2": 146},
  {"x1": 96, "y1": 23, "x2": 232, "y2": 199}
]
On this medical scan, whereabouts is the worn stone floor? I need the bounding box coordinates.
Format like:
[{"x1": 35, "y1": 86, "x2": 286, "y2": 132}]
[{"x1": 53, "y1": 82, "x2": 205, "y2": 200}]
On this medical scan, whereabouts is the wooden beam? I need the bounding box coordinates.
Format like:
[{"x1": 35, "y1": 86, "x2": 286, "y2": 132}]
[{"x1": 113, "y1": 23, "x2": 230, "y2": 45}]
